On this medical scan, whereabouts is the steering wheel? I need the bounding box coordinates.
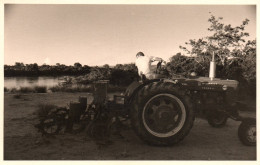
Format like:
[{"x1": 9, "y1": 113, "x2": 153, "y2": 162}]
[{"x1": 156, "y1": 60, "x2": 166, "y2": 74}]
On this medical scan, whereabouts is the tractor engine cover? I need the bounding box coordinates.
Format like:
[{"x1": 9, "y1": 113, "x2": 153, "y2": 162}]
[{"x1": 176, "y1": 77, "x2": 239, "y2": 105}]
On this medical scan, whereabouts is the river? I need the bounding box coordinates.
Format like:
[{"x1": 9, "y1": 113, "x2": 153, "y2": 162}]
[{"x1": 4, "y1": 76, "x2": 66, "y2": 89}]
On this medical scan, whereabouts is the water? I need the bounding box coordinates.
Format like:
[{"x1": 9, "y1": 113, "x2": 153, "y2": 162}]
[{"x1": 4, "y1": 76, "x2": 66, "y2": 89}]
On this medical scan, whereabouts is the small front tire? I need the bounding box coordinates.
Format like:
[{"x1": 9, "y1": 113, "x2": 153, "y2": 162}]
[
  {"x1": 207, "y1": 111, "x2": 228, "y2": 128},
  {"x1": 238, "y1": 118, "x2": 256, "y2": 146}
]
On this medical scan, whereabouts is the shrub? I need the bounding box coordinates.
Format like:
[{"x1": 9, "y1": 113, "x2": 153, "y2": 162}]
[
  {"x1": 34, "y1": 86, "x2": 47, "y2": 93},
  {"x1": 49, "y1": 86, "x2": 62, "y2": 92},
  {"x1": 4, "y1": 87, "x2": 8, "y2": 92},
  {"x1": 110, "y1": 69, "x2": 139, "y2": 86},
  {"x1": 49, "y1": 85, "x2": 93, "y2": 93},
  {"x1": 20, "y1": 87, "x2": 34, "y2": 93},
  {"x1": 13, "y1": 94, "x2": 21, "y2": 99},
  {"x1": 10, "y1": 88, "x2": 18, "y2": 93}
]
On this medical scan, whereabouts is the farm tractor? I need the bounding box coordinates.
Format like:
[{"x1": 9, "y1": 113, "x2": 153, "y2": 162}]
[{"x1": 36, "y1": 54, "x2": 256, "y2": 146}]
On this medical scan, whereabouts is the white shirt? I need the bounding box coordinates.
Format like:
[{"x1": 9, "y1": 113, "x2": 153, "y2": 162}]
[{"x1": 135, "y1": 55, "x2": 154, "y2": 78}]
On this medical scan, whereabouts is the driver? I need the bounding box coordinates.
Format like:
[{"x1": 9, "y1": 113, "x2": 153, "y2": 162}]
[{"x1": 135, "y1": 51, "x2": 165, "y2": 80}]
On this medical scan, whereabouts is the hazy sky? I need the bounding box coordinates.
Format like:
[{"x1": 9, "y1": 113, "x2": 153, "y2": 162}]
[{"x1": 4, "y1": 5, "x2": 256, "y2": 66}]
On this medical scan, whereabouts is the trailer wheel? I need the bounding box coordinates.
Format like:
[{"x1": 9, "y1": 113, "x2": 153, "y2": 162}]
[
  {"x1": 130, "y1": 81, "x2": 195, "y2": 146},
  {"x1": 40, "y1": 117, "x2": 66, "y2": 135},
  {"x1": 41, "y1": 118, "x2": 59, "y2": 134},
  {"x1": 207, "y1": 111, "x2": 228, "y2": 128},
  {"x1": 238, "y1": 118, "x2": 256, "y2": 146},
  {"x1": 38, "y1": 108, "x2": 68, "y2": 135}
]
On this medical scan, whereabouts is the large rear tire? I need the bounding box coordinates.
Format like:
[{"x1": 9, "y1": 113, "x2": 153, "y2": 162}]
[{"x1": 130, "y1": 81, "x2": 195, "y2": 146}]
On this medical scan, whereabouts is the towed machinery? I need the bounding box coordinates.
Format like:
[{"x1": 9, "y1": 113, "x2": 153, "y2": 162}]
[{"x1": 36, "y1": 53, "x2": 256, "y2": 146}]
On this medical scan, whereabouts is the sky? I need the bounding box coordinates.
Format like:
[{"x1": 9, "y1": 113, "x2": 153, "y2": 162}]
[{"x1": 4, "y1": 4, "x2": 256, "y2": 66}]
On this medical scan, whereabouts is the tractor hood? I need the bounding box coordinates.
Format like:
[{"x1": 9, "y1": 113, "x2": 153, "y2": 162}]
[{"x1": 172, "y1": 77, "x2": 239, "y2": 91}]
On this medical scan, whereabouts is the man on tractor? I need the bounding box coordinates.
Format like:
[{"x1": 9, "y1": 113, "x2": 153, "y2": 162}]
[{"x1": 135, "y1": 51, "x2": 166, "y2": 80}]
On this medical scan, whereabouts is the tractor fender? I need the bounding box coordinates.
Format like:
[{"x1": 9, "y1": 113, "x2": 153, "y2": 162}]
[
  {"x1": 124, "y1": 79, "x2": 160, "y2": 106},
  {"x1": 124, "y1": 78, "x2": 180, "y2": 106}
]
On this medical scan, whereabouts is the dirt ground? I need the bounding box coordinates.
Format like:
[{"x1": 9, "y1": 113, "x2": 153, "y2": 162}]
[{"x1": 4, "y1": 92, "x2": 256, "y2": 160}]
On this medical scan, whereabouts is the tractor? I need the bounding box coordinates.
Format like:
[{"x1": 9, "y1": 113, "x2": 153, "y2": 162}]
[
  {"x1": 115, "y1": 53, "x2": 256, "y2": 146},
  {"x1": 36, "y1": 54, "x2": 256, "y2": 146}
]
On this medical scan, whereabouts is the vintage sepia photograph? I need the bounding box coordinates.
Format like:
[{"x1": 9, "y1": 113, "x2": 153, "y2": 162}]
[{"x1": 2, "y1": 1, "x2": 257, "y2": 161}]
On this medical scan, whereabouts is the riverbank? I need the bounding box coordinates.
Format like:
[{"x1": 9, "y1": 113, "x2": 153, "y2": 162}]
[
  {"x1": 4, "y1": 92, "x2": 256, "y2": 160},
  {"x1": 4, "y1": 84, "x2": 127, "y2": 94}
]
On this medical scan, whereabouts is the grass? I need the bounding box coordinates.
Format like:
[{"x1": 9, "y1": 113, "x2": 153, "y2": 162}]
[
  {"x1": 5, "y1": 84, "x2": 126, "y2": 94},
  {"x1": 49, "y1": 84, "x2": 126, "y2": 93},
  {"x1": 49, "y1": 85, "x2": 93, "y2": 93}
]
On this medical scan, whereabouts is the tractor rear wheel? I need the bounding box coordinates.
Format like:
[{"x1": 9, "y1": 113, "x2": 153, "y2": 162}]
[{"x1": 130, "y1": 81, "x2": 195, "y2": 146}]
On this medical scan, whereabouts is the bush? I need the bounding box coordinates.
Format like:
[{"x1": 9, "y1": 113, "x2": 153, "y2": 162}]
[
  {"x1": 34, "y1": 86, "x2": 47, "y2": 93},
  {"x1": 13, "y1": 94, "x2": 21, "y2": 99},
  {"x1": 166, "y1": 54, "x2": 209, "y2": 78},
  {"x1": 10, "y1": 88, "x2": 18, "y2": 93},
  {"x1": 49, "y1": 86, "x2": 61, "y2": 92},
  {"x1": 20, "y1": 87, "x2": 34, "y2": 93},
  {"x1": 4, "y1": 87, "x2": 8, "y2": 92},
  {"x1": 110, "y1": 69, "x2": 139, "y2": 86},
  {"x1": 49, "y1": 85, "x2": 93, "y2": 93}
]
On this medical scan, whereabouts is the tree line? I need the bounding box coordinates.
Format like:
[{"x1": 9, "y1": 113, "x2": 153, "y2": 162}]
[{"x1": 4, "y1": 62, "x2": 92, "y2": 77}]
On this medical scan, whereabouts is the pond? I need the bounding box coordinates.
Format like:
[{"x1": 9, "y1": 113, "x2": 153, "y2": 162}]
[{"x1": 4, "y1": 76, "x2": 66, "y2": 89}]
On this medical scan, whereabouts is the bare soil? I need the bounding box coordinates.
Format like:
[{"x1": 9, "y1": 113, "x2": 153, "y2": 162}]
[{"x1": 4, "y1": 92, "x2": 256, "y2": 160}]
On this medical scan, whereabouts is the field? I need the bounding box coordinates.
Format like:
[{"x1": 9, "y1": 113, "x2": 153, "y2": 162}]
[{"x1": 4, "y1": 92, "x2": 256, "y2": 160}]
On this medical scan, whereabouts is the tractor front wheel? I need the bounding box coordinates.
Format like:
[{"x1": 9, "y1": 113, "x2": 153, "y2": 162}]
[
  {"x1": 238, "y1": 118, "x2": 256, "y2": 146},
  {"x1": 207, "y1": 110, "x2": 228, "y2": 128}
]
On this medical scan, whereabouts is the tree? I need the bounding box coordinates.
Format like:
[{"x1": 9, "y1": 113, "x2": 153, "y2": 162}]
[
  {"x1": 176, "y1": 14, "x2": 256, "y2": 98},
  {"x1": 103, "y1": 64, "x2": 110, "y2": 69},
  {"x1": 166, "y1": 53, "x2": 208, "y2": 77},
  {"x1": 239, "y1": 39, "x2": 256, "y2": 81},
  {"x1": 74, "y1": 62, "x2": 82, "y2": 68},
  {"x1": 180, "y1": 14, "x2": 250, "y2": 66},
  {"x1": 14, "y1": 62, "x2": 25, "y2": 70},
  {"x1": 114, "y1": 64, "x2": 123, "y2": 70}
]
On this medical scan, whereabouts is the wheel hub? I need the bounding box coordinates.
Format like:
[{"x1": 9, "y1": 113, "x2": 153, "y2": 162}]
[
  {"x1": 247, "y1": 126, "x2": 256, "y2": 142},
  {"x1": 157, "y1": 106, "x2": 174, "y2": 118},
  {"x1": 143, "y1": 94, "x2": 186, "y2": 137}
]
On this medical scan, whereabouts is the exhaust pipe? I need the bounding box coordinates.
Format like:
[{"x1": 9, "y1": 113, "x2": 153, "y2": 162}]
[{"x1": 209, "y1": 52, "x2": 216, "y2": 81}]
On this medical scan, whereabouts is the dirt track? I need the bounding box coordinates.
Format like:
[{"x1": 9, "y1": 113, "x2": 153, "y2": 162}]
[{"x1": 4, "y1": 92, "x2": 256, "y2": 160}]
